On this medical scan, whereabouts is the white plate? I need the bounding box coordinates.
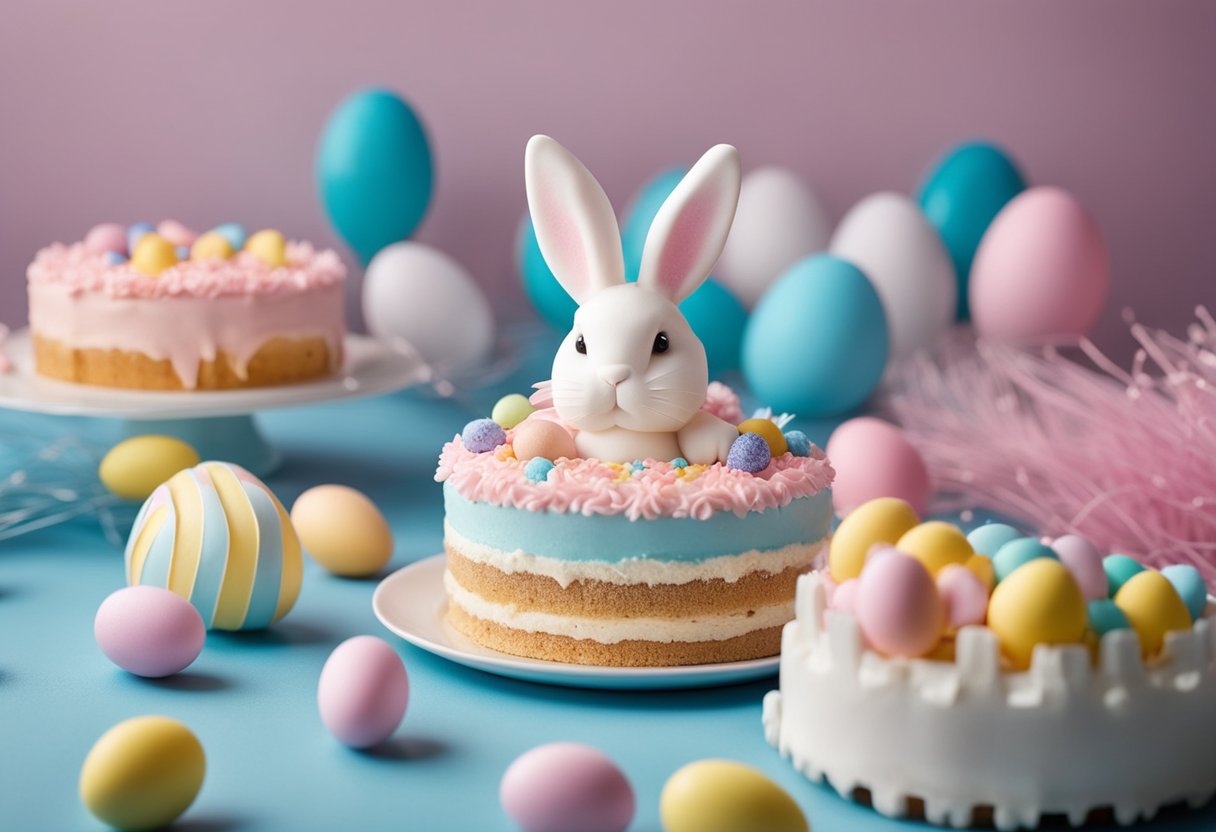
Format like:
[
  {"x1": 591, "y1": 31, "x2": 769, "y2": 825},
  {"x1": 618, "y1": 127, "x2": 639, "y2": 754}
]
[
  {"x1": 0, "y1": 328, "x2": 430, "y2": 419},
  {"x1": 372, "y1": 555, "x2": 780, "y2": 690}
]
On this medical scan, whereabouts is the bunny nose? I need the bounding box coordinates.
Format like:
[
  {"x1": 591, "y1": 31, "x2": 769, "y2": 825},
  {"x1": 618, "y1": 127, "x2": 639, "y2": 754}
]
[{"x1": 598, "y1": 365, "x2": 632, "y2": 386}]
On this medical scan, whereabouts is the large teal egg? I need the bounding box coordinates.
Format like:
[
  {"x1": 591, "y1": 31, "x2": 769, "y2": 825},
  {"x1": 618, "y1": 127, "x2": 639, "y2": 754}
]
[
  {"x1": 679, "y1": 278, "x2": 747, "y2": 377},
  {"x1": 917, "y1": 141, "x2": 1026, "y2": 320},
  {"x1": 518, "y1": 216, "x2": 578, "y2": 330},
  {"x1": 621, "y1": 167, "x2": 687, "y2": 279},
  {"x1": 316, "y1": 88, "x2": 433, "y2": 264},
  {"x1": 742, "y1": 254, "x2": 888, "y2": 417}
]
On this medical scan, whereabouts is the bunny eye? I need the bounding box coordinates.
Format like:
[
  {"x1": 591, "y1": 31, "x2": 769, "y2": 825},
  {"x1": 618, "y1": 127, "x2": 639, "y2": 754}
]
[
  {"x1": 575, "y1": 335, "x2": 587, "y2": 355},
  {"x1": 652, "y1": 332, "x2": 670, "y2": 354}
]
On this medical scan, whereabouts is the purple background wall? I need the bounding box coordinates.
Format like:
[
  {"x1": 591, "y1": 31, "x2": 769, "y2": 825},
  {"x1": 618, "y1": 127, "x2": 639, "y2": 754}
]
[{"x1": 2, "y1": 1, "x2": 1213, "y2": 355}]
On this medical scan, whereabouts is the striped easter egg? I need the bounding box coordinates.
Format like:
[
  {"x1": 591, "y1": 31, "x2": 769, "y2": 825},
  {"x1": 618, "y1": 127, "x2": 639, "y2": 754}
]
[{"x1": 124, "y1": 461, "x2": 302, "y2": 631}]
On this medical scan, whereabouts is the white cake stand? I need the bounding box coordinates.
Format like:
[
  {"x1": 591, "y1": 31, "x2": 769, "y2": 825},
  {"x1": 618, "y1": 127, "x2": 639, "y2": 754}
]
[{"x1": 0, "y1": 329, "x2": 430, "y2": 475}]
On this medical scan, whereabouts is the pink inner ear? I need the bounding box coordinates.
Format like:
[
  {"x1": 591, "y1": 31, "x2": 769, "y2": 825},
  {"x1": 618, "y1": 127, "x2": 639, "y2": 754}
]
[
  {"x1": 657, "y1": 191, "x2": 715, "y2": 298},
  {"x1": 537, "y1": 182, "x2": 586, "y2": 299}
]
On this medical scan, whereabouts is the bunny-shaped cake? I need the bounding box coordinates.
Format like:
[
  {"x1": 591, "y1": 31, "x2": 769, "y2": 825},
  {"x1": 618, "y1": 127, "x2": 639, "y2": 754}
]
[{"x1": 525, "y1": 135, "x2": 743, "y2": 464}]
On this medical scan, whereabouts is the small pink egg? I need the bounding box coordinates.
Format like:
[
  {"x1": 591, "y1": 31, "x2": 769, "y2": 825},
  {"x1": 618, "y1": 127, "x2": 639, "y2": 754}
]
[
  {"x1": 84, "y1": 223, "x2": 129, "y2": 256},
  {"x1": 855, "y1": 551, "x2": 945, "y2": 657},
  {"x1": 831, "y1": 578, "x2": 860, "y2": 613},
  {"x1": 94, "y1": 586, "x2": 205, "y2": 677},
  {"x1": 936, "y1": 563, "x2": 990, "y2": 628},
  {"x1": 513, "y1": 418, "x2": 578, "y2": 461},
  {"x1": 317, "y1": 636, "x2": 409, "y2": 748},
  {"x1": 500, "y1": 742, "x2": 635, "y2": 832},
  {"x1": 157, "y1": 220, "x2": 197, "y2": 247},
  {"x1": 825, "y1": 417, "x2": 930, "y2": 516},
  {"x1": 1049, "y1": 534, "x2": 1107, "y2": 600}
]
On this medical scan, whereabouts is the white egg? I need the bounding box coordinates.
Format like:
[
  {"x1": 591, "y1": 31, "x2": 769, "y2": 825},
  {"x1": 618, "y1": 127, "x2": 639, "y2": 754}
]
[
  {"x1": 829, "y1": 192, "x2": 956, "y2": 359},
  {"x1": 362, "y1": 242, "x2": 495, "y2": 372},
  {"x1": 716, "y1": 167, "x2": 829, "y2": 308}
]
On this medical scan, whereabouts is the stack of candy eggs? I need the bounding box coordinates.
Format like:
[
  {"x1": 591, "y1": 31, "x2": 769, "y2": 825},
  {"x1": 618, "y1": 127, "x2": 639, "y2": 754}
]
[
  {"x1": 82, "y1": 220, "x2": 290, "y2": 276},
  {"x1": 828, "y1": 497, "x2": 1209, "y2": 669}
]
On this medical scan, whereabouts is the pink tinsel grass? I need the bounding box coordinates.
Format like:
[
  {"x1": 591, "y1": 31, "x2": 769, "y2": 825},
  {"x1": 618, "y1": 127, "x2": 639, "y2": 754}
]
[{"x1": 887, "y1": 308, "x2": 1216, "y2": 580}]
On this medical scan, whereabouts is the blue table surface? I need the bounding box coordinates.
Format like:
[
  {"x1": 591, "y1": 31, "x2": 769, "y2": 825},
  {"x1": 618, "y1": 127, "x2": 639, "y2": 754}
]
[{"x1": 3, "y1": 347, "x2": 1215, "y2": 832}]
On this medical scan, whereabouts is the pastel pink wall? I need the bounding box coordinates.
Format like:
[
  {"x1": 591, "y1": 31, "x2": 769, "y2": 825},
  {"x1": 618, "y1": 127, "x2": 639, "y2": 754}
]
[{"x1": 2, "y1": 1, "x2": 1213, "y2": 356}]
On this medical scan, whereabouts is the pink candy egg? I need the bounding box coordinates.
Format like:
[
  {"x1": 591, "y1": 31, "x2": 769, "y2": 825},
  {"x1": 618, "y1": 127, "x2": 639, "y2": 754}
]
[
  {"x1": 513, "y1": 418, "x2": 578, "y2": 462},
  {"x1": 830, "y1": 578, "x2": 860, "y2": 613},
  {"x1": 317, "y1": 636, "x2": 409, "y2": 748},
  {"x1": 855, "y1": 551, "x2": 945, "y2": 657},
  {"x1": 970, "y1": 187, "x2": 1109, "y2": 342},
  {"x1": 936, "y1": 563, "x2": 990, "y2": 628},
  {"x1": 1049, "y1": 534, "x2": 1107, "y2": 600},
  {"x1": 825, "y1": 417, "x2": 931, "y2": 516},
  {"x1": 94, "y1": 586, "x2": 205, "y2": 677},
  {"x1": 157, "y1": 220, "x2": 197, "y2": 247},
  {"x1": 500, "y1": 742, "x2": 635, "y2": 832},
  {"x1": 84, "y1": 223, "x2": 129, "y2": 256}
]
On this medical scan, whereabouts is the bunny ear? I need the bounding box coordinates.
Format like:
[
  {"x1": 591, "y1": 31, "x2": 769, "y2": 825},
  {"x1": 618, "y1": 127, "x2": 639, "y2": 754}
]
[
  {"x1": 637, "y1": 144, "x2": 741, "y2": 303},
  {"x1": 525, "y1": 135, "x2": 625, "y2": 305}
]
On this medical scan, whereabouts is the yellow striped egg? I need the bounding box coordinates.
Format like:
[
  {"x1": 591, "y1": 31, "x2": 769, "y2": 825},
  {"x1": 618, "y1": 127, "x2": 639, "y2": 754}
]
[{"x1": 124, "y1": 461, "x2": 302, "y2": 630}]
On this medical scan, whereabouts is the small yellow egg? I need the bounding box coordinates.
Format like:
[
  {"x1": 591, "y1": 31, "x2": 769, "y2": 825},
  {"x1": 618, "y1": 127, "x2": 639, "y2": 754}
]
[
  {"x1": 987, "y1": 558, "x2": 1087, "y2": 670},
  {"x1": 190, "y1": 230, "x2": 236, "y2": 260},
  {"x1": 965, "y1": 553, "x2": 996, "y2": 591},
  {"x1": 828, "y1": 497, "x2": 920, "y2": 582},
  {"x1": 291, "y1": 484, "x2": 393, "y2": 577},
  {"x1": 1114, "y1": 570, "x2": 1192, "y2": 657},
  {"x1": 80, "y1": 715, "x2": 205, "y2": 832},
  {"x1": 492, "y1": 393, "x2": 536, "y2": 429},
  {"x1": 99, "y1": 435, "x2": 201, "y2": 501},
  {"x1": 896, "y1": 521, "x2": 974, "y2": 575},
  {"x1": 737, "y1": 418, "x2": 788, "y2": 457},
  {"x1": 246, "y1": 229, "x2": 287, "y2": 267},
  {"x1": 129, "y1": 233, "x2": 178, "y2": 276},
  {"x1": 660, "y1": 759, "x2": 807, "y2": 832}
]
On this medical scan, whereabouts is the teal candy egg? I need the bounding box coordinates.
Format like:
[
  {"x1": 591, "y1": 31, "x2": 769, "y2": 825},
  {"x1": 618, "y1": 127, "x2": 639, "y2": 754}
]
[
  {"x1": 212, "y1": 223, "x2": 247, "y2": 251},
  {"x1": 679, "y1": 278, "x2": 747, "y2": 376},
  {"x1": 966, "y1": 522, "x2": 1021, "y2": 557},
  {"x1": 742, "y1": 254, "x2": 888, "y2": 417},
  {"x1": 992, "y1": 537, "x2": 1058, "y2": 583},
  {"x1": 620, "y1": 167, "x2": 687, "y2": 279},
  {"x1": 518, "y1": 216, "x2": 578, "y2": 329},
  {"x1": 1161, "y1": 564, "x2": 1208, "y2": 621},
  {"x1": 917, "y1": 141, "x2": 1027, "y2": 320},
  {"x1": 1103, "y1": 554, "x2": 1145, "y2": 597},
  {"x1": 1087, "y1": 598, "x2": 1130, "y2": 636}
]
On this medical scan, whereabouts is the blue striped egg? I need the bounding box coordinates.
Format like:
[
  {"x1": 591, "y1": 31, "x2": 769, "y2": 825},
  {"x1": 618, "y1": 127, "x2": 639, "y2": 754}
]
[{"x1": 124, "y1": 461, "x2": 302, "y2": 630}]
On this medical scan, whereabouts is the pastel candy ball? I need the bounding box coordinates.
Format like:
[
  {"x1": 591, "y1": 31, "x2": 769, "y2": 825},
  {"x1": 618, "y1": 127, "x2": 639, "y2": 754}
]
[
  {"x1": 736, "y1": 418, "x2": 787, "y2": 457},
  {"x1": 936, "y1": 563, "x2": 990, "y2": 628},
  {"x1": 828, "y1": 496, "x2": 920, "y2": 583},
  {"x1": 966, "y1": 522, "x2": 1021, "y2": 557},
  {"x1": 501, "y1": 742, "x2": 635, "y2": 832},
  {"x1": 125, "y1": 461, "x2": 302, "y2": 630},
  {"x1": 726, "y1": 432, "x2": 772, "y2": 473},
  {"x1": 993, "y1": 537, "x2": 1058, "y2": 583},
  {"x1": 660, "y1": 759, "x2": 807, "y2": 832},
  {"x1": 1087, "y1": 598, "x2": 1130, "y2": 637},
  {"x1": 212, "y1": 222, "x2": 247, "y2": 250},
  {"x1": 895, "y1": 520, "x2": 973, "y2": 575},
  {"x1": 99, "y1": 435, "x2": 201, "y2": 501},
  {"x1": 670, "y1": 457, "x2": 689, "y2": 469},
  {"x1": 156, "y1": 220, "x2": 197, "y2": 247},
  {"x1": 462, "y1": 418, "x2": 507, "y2": 453},
  {"x1": 126, "y1": 222, "x2": 156, "y2": 256},
  {"x1": 103, "y1": 251, "x2": 128, "y2": 265},
  {"x1": 79, "y1": 716, "x2": 205, "y2": 832},
  {"x1": 130, "y1": 233, "x2": 179, "y2": 277},
  {"x1": 1161, "y1": 564, "x2": 1208, "y2": 622},
  {"x1": 513, "y1": 419, "x2": 577, "y2": 462},
  {"x1": 783, "y1": 430, "x2": 811, "y2": 457},
  {"x1": 246, "y1": 228, "x2": 287, "y2": 267},
  {"x1": 1103, "y1": 554, "x2": 1146, "y2": 597},
  {"x1": 317, "y1": 636, "x2": 409, "y2": 748},
  {"x1": 94, "y1": 586, "x2": 205, "y2": 678},
  {"x1": 190, "y1": 230, "x2": 235, "y2": 260},
  {"x1": 855, "y1": 551, "x2": 945, "y2": 657},
  {"x1": 987, "y1": 558, "x2": 1087, "y2": 669},
  {"x1": 825, "y1": 416, "x2": 931, "y2": 516},
  {"x1": 291, "y1": 485, "x2": 394, "y2": 577},
  {"x1": 1049, "y1": 535, "x2": 1107, "y2": 600},
  {"x1": 492, "y1": 393, "x2": 535, "y2": 429},
  {"x1": 1114, "y1": 570, "x2": 1192, "y2": 657},
  {"x1": 524, "y1": 457, "x2": 555, "y2": 483},
  {"x1": 85, "y1": 223, "x2": 128, "y2": 256}
]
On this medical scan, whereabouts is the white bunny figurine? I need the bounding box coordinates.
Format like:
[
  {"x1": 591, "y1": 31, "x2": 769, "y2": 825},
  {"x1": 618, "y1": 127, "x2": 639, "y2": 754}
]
[{"x1": 525, "y1": 134, "x2": 743, "y2": 465}]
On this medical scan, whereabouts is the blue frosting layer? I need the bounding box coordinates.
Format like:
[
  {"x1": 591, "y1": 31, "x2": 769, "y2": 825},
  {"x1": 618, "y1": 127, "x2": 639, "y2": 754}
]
[{"x1": 444, "y1": 483, "x2": 832, "y2": 562}]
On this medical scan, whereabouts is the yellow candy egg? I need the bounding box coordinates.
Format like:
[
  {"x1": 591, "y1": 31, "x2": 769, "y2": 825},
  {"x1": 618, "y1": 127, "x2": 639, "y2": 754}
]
[
  {"x1": 737, "y1": 418, "x2": 788, "y2": 457},
  {"x1": 99, "y1": 435, "x2": 201, "y2": 501},
  {"x1": 965, "y1": 553, "x2": 997, "y2": 591},
  {"x1": 80, "y1": 715, "x2": 205, "y2": 832},
  {"x1": 828, "y1": 497, "x2": 920, "y2": 582},
  {"x1": 190, "y1": 230, "x2": 235, "y2": 260},
  {"x1": 492, "y1": 393, "x2": 536, "y2": 429},
  {"x1": 246, "y1": 229, "x2": 287, "y2": 267},
  {"x1": 660, "y1": 759, "x2": 807, "y2": 832},
  {"x1": 896, "y1": 521, "x2": 974, "y2": 575},
  {"x1": 130, "y1": 233, "x2": 178, "y2": 276},
  {"x1": 987, "y1": 558, "x2": 1087, "y2": 670},
  {"x1": 291, "y1": 484, "x2": 394, "y2": 577},
  {"x1": 1114, "y1": 570, "x2": 1192, "y2": 657}
]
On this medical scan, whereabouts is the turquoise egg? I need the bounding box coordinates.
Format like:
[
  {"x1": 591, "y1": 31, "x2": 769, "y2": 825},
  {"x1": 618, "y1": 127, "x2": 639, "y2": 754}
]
[
  {"x1": 1161, "y1": 564, "x2": 1208, "y2": 621},
  {"x1": 212, "y1": 223, "x2": 247, "y2": 251},
  {"x1": 966, "y1": 522, "x2": 1021, "y2": 557},
  {"x1": 1103, "y1": 554, "x2": 1145, "y2": 597},
  {"x1": 993, "y1": 537, "x2": 1058, "y2": 583},
  {"x1": 917, "y1": 141, "x2": 1026, "y2": 320},
  {"x1": 1087, "y1": 598, "x2": 1130, "y2": 636},
  {"x1": 518, "y1": 216, "x2": 578, "y2": 330},
  {"x1": 620, "y1": 167, "x2": 688, "y2": 279},
  {"x1": 680, "y1": 278, "x2": 746, "y2": 377},
  {"x1": 742, "y1": 254, "x2": 888, "y2": 417}
]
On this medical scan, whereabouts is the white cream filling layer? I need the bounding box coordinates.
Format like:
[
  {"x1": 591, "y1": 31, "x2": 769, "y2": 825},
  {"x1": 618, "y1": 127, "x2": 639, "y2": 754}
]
[
  {"x1": 445, "y1": 521, "x2": 825, "y2": 589},
  {"x1": 445, "y1": 570, "x2": 794, "y2": 644}
]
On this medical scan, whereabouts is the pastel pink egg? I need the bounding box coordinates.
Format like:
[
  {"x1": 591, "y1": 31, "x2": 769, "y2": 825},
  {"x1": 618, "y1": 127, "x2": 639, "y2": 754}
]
[
  {"x1": 83, "y1": 223, "x2": 129, "y2": 256},
  {"x1": 94, "y1": 586, "x2": 205, "y2": 677},
  {"x1": 936, "y1": 563, "x2": 990, "y2": 628},
  {"x1": 825, "y1": 417, "x2": 931, "y2": 516},
  {"x1": 970, "y1": 187, "x2": 1109, "y2": 342},
  {"x1": 157, "y1": 220, "x2": 198, "y2": 247},
  {"x1": 317, "y1": 636, "x2": 409, "y2": 748},
  {"x1": 855, "y1": 551, "x2": 945, "y2": 657},
  {"x1": 513, "y1": 418, "x2": 578, "y2": 461},
  {"x1": 830, "y1": 578, "x2": 860, "y2": 613},
  {"x1": 500, "y1": 742, "x2": 635, "y2": 832},
  {"x1": 1049, "y1": 534, "x2": 1107, "y2": 600}
]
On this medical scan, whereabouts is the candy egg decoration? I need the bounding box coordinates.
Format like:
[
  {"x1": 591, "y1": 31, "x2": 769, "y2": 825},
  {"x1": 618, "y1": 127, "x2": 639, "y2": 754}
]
[
  {"x1": 828, "y1": 496, "x2": 920, "y2": 582},
  {"x1": 661, "y1": 759, "x2": 807, "y2": 832},
  {"x1": 125, "y1": 461, "x2": 302, "y2": 630},
  {"x1": 99, "y1": 435, "x2": 200, "y2": 501},
  {"x1": 854, "y1": 550, "x2": 947, "y2": 657},
  {"x1": 291, "y1": 485, "x2": 394, "y2": 578},
  {"x1": 917, "y1": 140, "x2": 1027, "y2": 320},
  {"x1": 316, "y1": 88, "x2": 433, "y2": 264},
  {"x1": 1113, "y1": 569, "x2": 1192, "y2": 657},
  {"x1": 130, "y1": 233, "x2": 179, "y2": 277},
  {"x1": 317, "y1": 636, "x2": 409, "y2": 748},
  {"x1": 85, "y1": 222, "x2": 128, "y2": 256},
  {"x1": 825, "y1": 416, "x2": 930, "y2": 516},
  {"x1": 987, "y1": 558, "x2": 1087, "y2": 669},
  {"x1": 828, "y1": 191, "x2": 956, "y2": 358},
  {"x1": 94, "y1": 586, "x2": 206, "y2": 678},
  {"x1": 679, "y1": 278, "x2": 747, "y2": 376},
  {"x1": 190, "y1": 230, "x2": 236, "y2": 260},
  {"x1": 246, "y1": 229, "x2": 287, "y2": 267},
  {"x1": 969, "y1": 186, "x2": 1109, "y2": 342},
  {"x1": 501, "y1": 742, "x2": 636, "y2": 832}
]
